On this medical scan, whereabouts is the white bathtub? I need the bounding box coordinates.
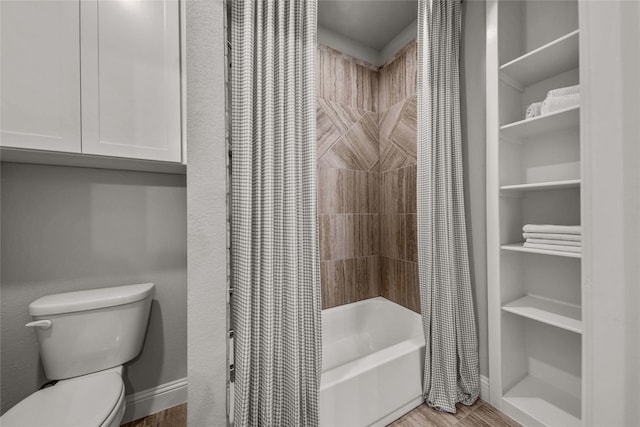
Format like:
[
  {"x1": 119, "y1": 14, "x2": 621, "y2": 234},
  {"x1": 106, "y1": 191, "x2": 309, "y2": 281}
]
[{"x1": 320, "y1": 297, "x2": 426, "y2": 427}]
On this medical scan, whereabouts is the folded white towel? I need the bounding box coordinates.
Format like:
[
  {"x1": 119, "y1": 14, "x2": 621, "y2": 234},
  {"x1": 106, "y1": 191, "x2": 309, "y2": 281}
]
[
  {"x1": 541, "y1": 93, "x2": 580, "y2": 115},
  {"x1": 522, "y1": 224, "x2": 581, "y2": 235},
  {"x1": 525, "y1": 102, "x2": 543, "y2": 120},
  {"x1": 523, "y1": 232, "x2": 582, "y2": 242},
  {"x1": 526, "y1": 238, "x2": 581, "y2": 247},
  {"x1": 547, "y1": 84, "x2": 580, "y2": 98},
  {"x1": 523, "y1": 242, "x2": 582, "y2": 253}
]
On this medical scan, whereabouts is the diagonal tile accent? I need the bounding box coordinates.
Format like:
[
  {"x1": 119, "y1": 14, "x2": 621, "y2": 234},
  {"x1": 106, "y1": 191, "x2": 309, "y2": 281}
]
[
  {"x1": 391, "y1": 96, "x2": 417, "y2": 161},
  {"x1": 379, "y1": 99, "x2": 405, "y2": 156},
  {"x1": 317, "y1": 99, "x2": 364, "y2": 159},
  {"x1": 317, "y1": 39, "x2": 419, "y2": 311},
  {"x1": 319, "y1": 99, "x2": 364, "y2": 132},
  {"x1": 319, "y1": 112, "x2": 379, "y2": 171},
  {"x1": 380, "y1": 142, "x2": 411, "y2": 171},
  {"x1": 379, "y1": 97, "x2": 417, "y2": 171}
]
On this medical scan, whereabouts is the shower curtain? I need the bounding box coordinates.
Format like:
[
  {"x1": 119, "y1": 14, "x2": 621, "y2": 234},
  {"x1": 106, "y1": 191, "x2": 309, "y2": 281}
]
[
  {"x1": 416, "y1": 0, "x2": 480, "y2": 413},
  {"x1": 230, "y1": 1, "x2": 321, "y2": 426}
]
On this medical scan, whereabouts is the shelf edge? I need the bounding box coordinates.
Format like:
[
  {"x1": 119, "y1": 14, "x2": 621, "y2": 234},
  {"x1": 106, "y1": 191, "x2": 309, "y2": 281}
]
[
  {"x1": 499, "y1": 29, "x2": 580, "y2": 70},
  {"x1": 500, "y1": 105, "x2": 580, "y2": 132}
]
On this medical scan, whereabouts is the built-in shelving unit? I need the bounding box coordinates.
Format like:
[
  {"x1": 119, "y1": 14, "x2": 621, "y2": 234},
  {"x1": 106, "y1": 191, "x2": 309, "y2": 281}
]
[
  {"x1": 502, "y1": 295, "x2": 582, "y2": 334},
  {"x1": 501, "y1": 243, "x2": 581, "y2": 259},
  {"x1": 503, "y1": 376, "x2": 582, "y2": 427},
  {"x1": 487, "y1": 1, "x2": 583, "y2": 425},
  {"x1": 500, "y1": 30, "x2": 579, "y2": 88},
  {"x1": 500, "y1": 106, "x2": 580, "y2": 140},
  {"x1": 500, "y1": 179, "x2": 581, "y2": 193}
]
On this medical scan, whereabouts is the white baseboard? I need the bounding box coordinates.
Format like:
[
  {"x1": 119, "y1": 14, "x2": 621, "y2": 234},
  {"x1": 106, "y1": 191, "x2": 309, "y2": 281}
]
[
  {"x1": 480, "y1": 375, "x2": 490, "y2": 402},
  {"x1": 119, "y1": 375, "x2": 483, "y2": 423},
  {"x1": 121, "y1": 377, "x2": 188, "y2": 423}
]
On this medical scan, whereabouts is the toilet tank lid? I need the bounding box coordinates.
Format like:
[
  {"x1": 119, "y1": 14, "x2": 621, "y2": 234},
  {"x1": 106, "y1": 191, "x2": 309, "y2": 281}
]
[{"x1": 29, "y1": 283, "x2": 155, "y2": 316}]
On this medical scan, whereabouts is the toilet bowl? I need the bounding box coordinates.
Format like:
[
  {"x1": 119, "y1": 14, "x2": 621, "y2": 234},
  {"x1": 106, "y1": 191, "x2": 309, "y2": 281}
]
[
  {"x1": 0, "y1": 283, "x2": 154, "y2": 427},
  {"x1": 1, "y1": 370, "x2": 125, "y2": 427}
]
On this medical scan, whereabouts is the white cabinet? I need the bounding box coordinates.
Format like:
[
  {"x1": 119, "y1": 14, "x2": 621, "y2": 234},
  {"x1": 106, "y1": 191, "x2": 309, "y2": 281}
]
[
  {"x1": 0, "y1": 1, "x2": 82, "y2": 153},
  {"x1": 81, "y1": 0, "x2": 181, "y2": 162},
  {"x1": 1, "y1": 0, "x2": 182, "y2": 165}
]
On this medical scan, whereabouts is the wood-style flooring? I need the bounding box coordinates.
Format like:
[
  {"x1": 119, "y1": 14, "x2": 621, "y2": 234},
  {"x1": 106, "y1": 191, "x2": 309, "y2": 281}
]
[
  {"x1": 389, "y1": 400, "x2": 521, "y2": 427},
  {"x1": 120, "y1": 400, "x2": 519, "y2": 427},
  {"x1": 120, "y1": 403, "x2": 186, "y2": 427}
]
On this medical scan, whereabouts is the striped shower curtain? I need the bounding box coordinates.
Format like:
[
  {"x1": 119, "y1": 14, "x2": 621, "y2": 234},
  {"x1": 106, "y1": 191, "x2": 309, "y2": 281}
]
[
  {"x1": 230, "y1": 1, "x2": 322, "y2": 426},
  {"x1": 416, "y1": 0, "x2": 480, "y2": 413}
]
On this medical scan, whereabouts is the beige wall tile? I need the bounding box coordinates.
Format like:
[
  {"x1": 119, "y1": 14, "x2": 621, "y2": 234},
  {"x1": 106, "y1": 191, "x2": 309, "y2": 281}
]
[
  {"x1": 405, "y1": 261, "x2": 420, "y2": 313},
  {"x1": 319, "y1": 169, "x2": 381, "y2": 215},
  {"x1": 319, "y1": 215, "x2": 346, "y2": 260},
  {"x1": 380, "y1": 142, "x2": 411, "y2": 171},
  {"x1": 380, "y1": 256, "x2": 392, "y2": 301},
  {"x1": 317, "y1": 45, "x2": 378, "y2": 112},
  {"x1": 379, "y1": 100, "x2": 405, "y2": 153},
  {"x1": 318, "y1": 167, "x2": 338, "y2": 214},
  {"x1": 353, "y1": 170, "x2": 379, "y2": 213},
  {"x1": 343, "y1": 215, "x2": 356, "y2": 259},
  {"x1": 380, "y1": 214, "x2": 391, "y2": 258},
  {"x1": 381, "y1": 169, "x2": 409, "y2": 214},
  {"x1": 341, "y1": 258, "x2": 358, "y2": 304},
  {"x1": 321, "y1": 260, "x2": 345, "y2": 309},
  {"x1": 367, "y1": 255, "x2": 381, "y2": 299},
  {"x1": 318, "y1": 112, "x2": 379, "y2": 171},
  {"x1": 354, "y1": 214, "x2": 379, "y2": 257},
  {"x1": 403, "y1": 41, "x2": 417, "y2": 100},
  {"x1": 393, "y1": 258, "x2": 407, "y2": 307},
  {"x1": 318, "y1": 40, "x2": 417, "y2": 310},
  {"x1": 379, "y1": 40, "x2": 417, "y2": 111},
  {"x1": 317, "y1": 99, "x2": 364, "y2": 159},
  {"x1": 405, "y1": 166, "x2": 417, "y2": 213},
  {"x1": 322, "y1": 256, "x2": 381, "y2": 309},
  {"x1": 406, "y1": 214, "x2": 418, "y2": 263},
  {"x1": 379, "y1": 97, "x2": 417, "y2": 171},
  {"x1": 391, "y1": 97, "x2": 417, "y2": 164},
  {"x1": 381, "y1": 257, "x2": 406, "y2": 307}
]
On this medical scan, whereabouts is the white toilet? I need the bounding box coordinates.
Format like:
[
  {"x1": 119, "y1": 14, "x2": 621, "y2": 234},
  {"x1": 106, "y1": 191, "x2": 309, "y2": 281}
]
[{"x1": 0, "y1": 282, "x2": 155, "y2": 427}]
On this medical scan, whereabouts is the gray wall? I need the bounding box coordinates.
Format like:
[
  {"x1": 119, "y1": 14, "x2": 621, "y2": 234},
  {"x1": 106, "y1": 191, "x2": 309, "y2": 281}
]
[
  {"x1": 0, "y1": 163, "x2": 187, "y2": 414},
  {"x1": 186, "y1": 0, "x2": 228, "y2": 425},
  {"x1": 461, "y1": 0, "x2": 489, "y2": 377}
]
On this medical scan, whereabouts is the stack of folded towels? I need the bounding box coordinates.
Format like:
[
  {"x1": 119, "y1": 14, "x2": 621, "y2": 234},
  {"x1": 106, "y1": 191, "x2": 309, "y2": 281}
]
[
  {"x1": 525, "y1": 84, "x2": 580, "y2": 120},
  {"x1": 522, "y1": 224, "x2": 581, "y2": 253}
]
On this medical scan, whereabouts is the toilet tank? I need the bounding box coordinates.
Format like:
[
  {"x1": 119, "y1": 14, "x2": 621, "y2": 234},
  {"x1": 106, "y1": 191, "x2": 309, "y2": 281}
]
[{"x1": 28, "y1": 283, "x2": 155, "y2": 380}]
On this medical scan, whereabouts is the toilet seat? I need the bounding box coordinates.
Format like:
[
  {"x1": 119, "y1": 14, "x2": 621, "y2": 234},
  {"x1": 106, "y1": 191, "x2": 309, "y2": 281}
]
[{"x1": 0, "y1": 371, "x2": 125, "y2": 427}]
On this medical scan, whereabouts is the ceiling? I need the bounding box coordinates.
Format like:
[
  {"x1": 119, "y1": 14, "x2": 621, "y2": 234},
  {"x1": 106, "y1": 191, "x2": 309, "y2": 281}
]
[{"x1": 317, "y1": 1, "x2": 418, "y2": 51}]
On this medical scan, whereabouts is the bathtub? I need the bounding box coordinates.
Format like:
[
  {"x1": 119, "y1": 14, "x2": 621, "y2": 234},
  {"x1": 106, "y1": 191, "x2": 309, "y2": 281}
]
[{"x1": 320, "y1": 297, "x2": 426, "y2": 427}]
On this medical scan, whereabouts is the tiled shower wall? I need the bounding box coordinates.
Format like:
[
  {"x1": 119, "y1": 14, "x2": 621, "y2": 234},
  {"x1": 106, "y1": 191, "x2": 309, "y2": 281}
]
[
  {"x1": 317, "y1": 42, "x2": 419, "y2": 313},
  {"x1": 378, "y1": 42, "x2": 419, "y2": 313},
  {"x1": 317, "y1": 45, "x2": 380, "y2": 309}
]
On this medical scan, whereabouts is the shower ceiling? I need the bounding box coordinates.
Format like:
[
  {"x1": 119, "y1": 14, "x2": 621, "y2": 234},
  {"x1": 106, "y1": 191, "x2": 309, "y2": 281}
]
[{"x1": 317, "y1": 0, "x2": 418, "y2": 50}]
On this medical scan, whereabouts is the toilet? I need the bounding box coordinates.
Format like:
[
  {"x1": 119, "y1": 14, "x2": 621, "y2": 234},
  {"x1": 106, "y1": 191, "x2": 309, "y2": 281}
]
[{"x1": 0, "y1": 283, "x2": 155, "y2": 427}]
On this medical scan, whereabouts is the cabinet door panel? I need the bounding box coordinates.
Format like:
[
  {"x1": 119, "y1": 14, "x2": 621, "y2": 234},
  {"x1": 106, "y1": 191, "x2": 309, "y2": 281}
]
[
  {"x1": 81, "y1": 0, "x2": 181, "y2": 162},
  {"x1": 0, "y1": 1, "x2": 81, "y2": 152}
]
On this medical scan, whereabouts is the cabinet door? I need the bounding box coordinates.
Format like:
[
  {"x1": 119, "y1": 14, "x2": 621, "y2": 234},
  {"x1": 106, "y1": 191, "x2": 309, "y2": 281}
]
[
  {"x1": 0, "y1": 1, "x2": 81, "y2": 153},
  {"x1": 81, "y1": 0, "x2": 181, "y2": 162}
]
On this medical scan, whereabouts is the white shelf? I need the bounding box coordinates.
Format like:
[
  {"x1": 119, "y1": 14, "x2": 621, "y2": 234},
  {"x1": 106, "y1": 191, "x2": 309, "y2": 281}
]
[
  {"x1": 502, "y1": 295, "x2": 582, "y2": 334},
  {"x1": 501, "y1": 243, "x2": 582, "y2": 259},
  {"x1": 0, "y1": 146, "x2": 186, "y2": 175},
  {"x1": 500, "y1": 106, "x2": 580, "y2": 141},
  {"x1": 500, "y1": 30, "x2": 580, "y2": 88},
  {"x1": 500, "y1": 179, "x2": 580, "y2": 193},
  {"x1": 503, "y1": 375, "x2": 581, "y2": 427}
]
